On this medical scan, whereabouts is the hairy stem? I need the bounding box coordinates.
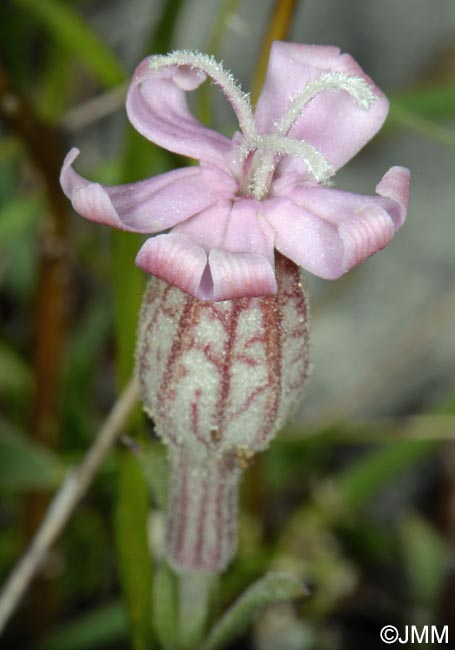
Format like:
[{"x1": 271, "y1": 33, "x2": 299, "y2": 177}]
[{"x1": 178, "y1": 572, "x2": 214, "y2": 650}]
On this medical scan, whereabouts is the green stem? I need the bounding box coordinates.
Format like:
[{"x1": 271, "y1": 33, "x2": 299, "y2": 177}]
[{"x1": 178, "y1": 572, "x2": 214, "y2": 650}]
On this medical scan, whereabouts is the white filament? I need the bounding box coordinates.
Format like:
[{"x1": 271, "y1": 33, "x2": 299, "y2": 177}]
[
  {"x1": 248, "y1": 72, "x2": 376, "y2": 197},
  {"x1": 277, "y1": 72, "x2": 376, "y2": 136},
  {"x1": 149, "y1": 55, "x2": 377, "y2": 201},
  {"x1": 250, "y1": 134, "x2": 334, "y2": 197},
  {"x1": 149, "y1": 50, "x2": 258, "y2": 143}
]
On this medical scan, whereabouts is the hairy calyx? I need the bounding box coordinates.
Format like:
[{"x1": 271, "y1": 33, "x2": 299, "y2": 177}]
[{"x1": 136, "y1": 254, "x2": 310, "y2": 572}]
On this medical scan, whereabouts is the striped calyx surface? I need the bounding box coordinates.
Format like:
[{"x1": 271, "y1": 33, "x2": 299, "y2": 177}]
[{"x1": 136, "y1": 254, "x2": 310, "y2": 572}]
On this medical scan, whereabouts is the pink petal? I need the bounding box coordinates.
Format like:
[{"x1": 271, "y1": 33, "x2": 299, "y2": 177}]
[
  {"x1": 375, "y1": 166, "x2": 410, "y2": 228},
  {"x1": 264, "y1": 198, "x2": 345, "y2": 279},
  {"x1": 136, "y1": 234, "x2": 207, "y2": 296},
  {"x1": 172, "y1": 199, "x2": 277, "y2": 300},
  {"x1": 60, "y1": 148, "x2": 236, "y2": 233},
  {"x1": 172, "y1": 200, "x2": 234, "y2": 251},
  {"x1": 209, "y1": 250, "x2": 277, "y2": 301},
  {"x1": 221, "y1": 199, "x2": 276, "y2": 262},
  {"x1": 126, "y1": 58, "x2": 233, "y2": 168},
  {"x1": 255, "y1": 42, "x2": 389, "y2": 172},
  {"x1": 135, "y1": 233, "x2": 276, "y2": 302},
  {"x1": 173, "y1": 198, "x2": 275, "y2": 262},
  {"x1": 136, "y1": 197, "x2": 278, "y2": 301},
  {"x1": 265, "y1": 167, "x2": 410, "y2": 278}
]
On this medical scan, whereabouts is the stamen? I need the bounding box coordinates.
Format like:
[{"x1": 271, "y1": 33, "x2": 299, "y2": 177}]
[
  {"x1": 248, "y1": 151, "x2": 275, "y2": 199},
  {"x1": 261, "y1": 135, "x2": 334, "y2": 181},
  {"x1": 149, "y1": 51, "x2": 257, "y2": 143},
  {"x1": 277, "y1": 72, "x2": 377, "y2": 136},
  {"x1": 249, "y1": 135, "x2": 333, "y2": 199}
]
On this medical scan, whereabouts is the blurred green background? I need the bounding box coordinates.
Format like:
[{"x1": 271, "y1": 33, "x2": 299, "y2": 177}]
[{"x1": 0, "y1": 1, "x2": 454, "y2": 649}]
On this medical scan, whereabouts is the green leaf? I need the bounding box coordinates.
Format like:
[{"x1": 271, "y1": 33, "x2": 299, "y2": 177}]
[
  {"x1": 0, "y1": 423, "x2": 66, "y2": 491},
  {"x1": 390, "y1": 85, "x2": 455, "y2": 121},
  {"x1": 202, "y1": 572, "x2": 309, "y2": 650},
  {"x1": 147, "y1": 0, "x2": 185, "y2": 55},
  {"x1": 115, "y1": 451, "x2": 154, "y2": 650},
  {"x1": 38, "y1": 45, "x2": 75, "y2": 121},
  {"x1": 0, "y1": 195, "x2": 40, "y2": 244},
  {"x1": 61, "y1": 295, "x2": 111, "y2": 446},
  {"x1": 111, "y1": 146, "x2": 153, "y2": 650},
  {"x1": 338, "y1": 440, "x2": 437, "y2": 509},
  {"x1": 0, "y1": 342, "x2": 33, "y2": 396},
  {"x1": 36, "y1": 600, "x2": 127, "y2": 650},
  {"x1": 153, "y1": 563, "x2": 178, "y2": 650},
  {"x1": 136, "y1": 439, "x2": 169, "y2": 510},
  {"x1": 0, "y1": 2, "x2": 37, "y2": 83},
  {"x1": 111, "y1": 231, "x2": 145, "y2": 387},
  {"x1": 0, "y1": 137, "x2": 20, "y2": 166},
  {"x1": 439, "y1": 394, "x2": 455, "y2": 414},
  {"x1": 14, "y1": 0, "x2": 126, "y2": 88},
  {"x1": 400, "y1": 513, "x2": 448, "y2": 611},
  {"x1": 387, "y1": 104, "x2": 455, "y2": 149}
]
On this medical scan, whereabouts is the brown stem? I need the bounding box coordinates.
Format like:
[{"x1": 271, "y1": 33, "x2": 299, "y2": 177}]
[
  {"x1": 251, "y1": 0, "x2": 300, "y2": 104},
  {"x1": 0, "y1": 64, "x2": 70, "y2": 630}
]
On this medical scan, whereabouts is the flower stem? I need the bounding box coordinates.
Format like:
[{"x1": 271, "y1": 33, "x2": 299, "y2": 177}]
[
  {"x1": 178, "y1": 571, "x2": 214, "y2": 650},
  {"x1": 165, "y1": 448, "x2": 241, "y2": 573}
]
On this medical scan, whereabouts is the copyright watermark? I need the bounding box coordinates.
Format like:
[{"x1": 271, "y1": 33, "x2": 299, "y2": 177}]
[
  {"x1": 380, "y1": 625, "x2": 448, "y2": 644},
  {"x1": 380, "y1": 626, "x2": 400, "y2": 644}
]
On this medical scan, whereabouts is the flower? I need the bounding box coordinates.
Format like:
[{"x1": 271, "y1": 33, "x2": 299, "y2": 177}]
[
  {"x1": 60, "y1": 42, "x2": 410, "y2": 302},
  {"x1": 137, "y1": 253, "x2": 310, "y2": 572}
]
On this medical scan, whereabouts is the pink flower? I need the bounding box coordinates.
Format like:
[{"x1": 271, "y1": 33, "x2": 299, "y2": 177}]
[{"x1": 60, "y1": 42, "x2": 410, "y2": 301}]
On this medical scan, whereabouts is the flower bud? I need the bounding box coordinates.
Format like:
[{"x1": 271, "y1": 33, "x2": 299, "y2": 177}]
[{"x1": 136, "y1": 254, "x2": 310, "y2": 572}]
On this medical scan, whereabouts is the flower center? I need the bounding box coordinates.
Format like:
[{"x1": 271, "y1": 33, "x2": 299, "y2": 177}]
[
  {"x1": 239, "y1": 135, "x2": 334, "y2": 200},
  {"x1": 237, "y1": 147, "x2": 273, "y2": 198},
  {"x1": 149, "y1": 52, "x2": 378, "y2": 201},
  {"x1": 236, "y1": 71, "x2": 377, "y2": 200}
]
